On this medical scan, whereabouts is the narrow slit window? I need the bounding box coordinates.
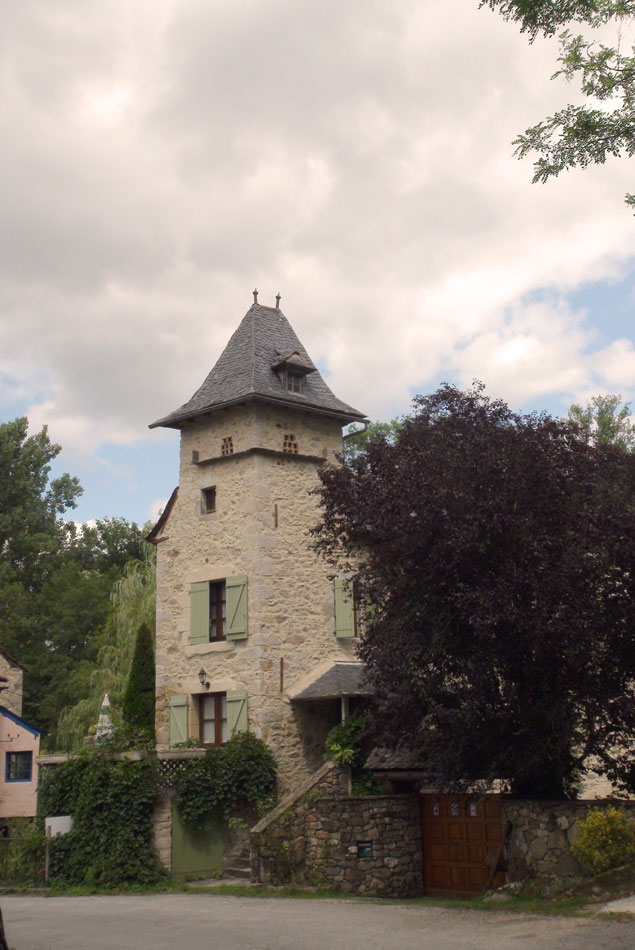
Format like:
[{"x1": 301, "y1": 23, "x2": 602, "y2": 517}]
[
  {"x1": 222, "y1": 437, "x2": 233, "y2": 456},
  {"x1": 283, "y1": 433, "x2": 298, "y2": 454},
  {"x1": 202, "y1": 486, "x2": 216, "y2": 513}
]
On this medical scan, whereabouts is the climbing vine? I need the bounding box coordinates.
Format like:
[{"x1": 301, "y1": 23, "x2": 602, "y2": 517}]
[
  {"x1": 38, "y1": 750, "x2": 166, "y2": 887},
  {"x1": 172, "y1": 732, "x2": 277, "y2": 827}
]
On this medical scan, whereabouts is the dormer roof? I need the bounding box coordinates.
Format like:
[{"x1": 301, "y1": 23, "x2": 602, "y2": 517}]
[{"x1": 150, "y1": 302, "x2": 365, "y2": 428}]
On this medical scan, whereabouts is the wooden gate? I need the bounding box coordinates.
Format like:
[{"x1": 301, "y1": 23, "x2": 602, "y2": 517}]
[
  {"x1": 171, "y1": 802, "x2": 223, "y2": 882},
  {"x1": 421, "y1": 794, "x2": 506, "y2": 897}
]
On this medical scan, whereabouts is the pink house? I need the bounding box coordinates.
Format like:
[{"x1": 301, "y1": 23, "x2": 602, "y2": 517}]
[
  {"x1": 0, "y1": 650, "x2": 43, "y2": 822},
  {"x1": 0, "y1": 706, "x2": 42, "y2": 819}
]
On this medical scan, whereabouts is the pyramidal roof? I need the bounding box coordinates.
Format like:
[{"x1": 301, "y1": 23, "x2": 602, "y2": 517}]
[{"x1": 150, "y1": 302, "x2": 365, "y2": 428}]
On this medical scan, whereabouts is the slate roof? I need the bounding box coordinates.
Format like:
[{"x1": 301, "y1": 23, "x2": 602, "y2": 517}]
[
  {"x1": 150, "y1": 303, "x2": 365, "y2": 429},
  {"x1": 289, "y1": 660, "x2": 371, "y2": 701}
]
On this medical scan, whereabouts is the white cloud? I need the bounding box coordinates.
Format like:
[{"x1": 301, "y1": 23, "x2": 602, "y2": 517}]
[{"x1": 0, "y1": 0, "x2": 634, "y2": 458}]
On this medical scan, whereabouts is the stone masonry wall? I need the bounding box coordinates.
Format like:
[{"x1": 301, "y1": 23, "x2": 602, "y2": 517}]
[
  {"x1": 251, "y1": 763, "x2": 422, "y2": 897},
  {"x1": 154, "y1": 401, "x2": 358, "y2": 793},
  {"x1": 503, "y1": 799, "x2": 635, "y2": 891},
  {"x1": 0, "y1": 652, "x2": 23, "y2": 717},
  {"x1": 152, "y1": 790, "x2": 174, "y2": 870}
]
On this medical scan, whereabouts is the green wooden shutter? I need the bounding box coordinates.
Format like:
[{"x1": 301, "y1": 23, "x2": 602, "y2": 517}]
[
  {"x1": 190, "y1": 582, "x2": 209, "y2": 644},
  {"x1": 334, "y1": 578, "x2": 355, "y2": 638},
  {"x1": 226, "y1": 575, "x2": 248, "y2": 640},
  {"x1": 169, "y1": 694, "x2": 188, "y2": 746},
  {"x1": 226, "y1": 690, "x2": 248, "y2": 737}
]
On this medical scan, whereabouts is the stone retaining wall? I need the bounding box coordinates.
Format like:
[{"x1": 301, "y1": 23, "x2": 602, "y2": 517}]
[
  {"x1": 503, "y1": 799, "x2": 635, "y2": 892},
  {"x1": 251, "y1": 763, "x2": 422, "y2": 896},
  {"x1": 252, "y1": 766, "x2": 635, "y2": 897}
]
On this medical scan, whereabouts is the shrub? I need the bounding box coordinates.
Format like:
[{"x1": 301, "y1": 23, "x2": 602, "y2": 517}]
[
  {"x1": 572, "y1": 807, "x2": 635, "y2": 875},
  {"x1": 324, "y1": 713, "x2": 367, "y2": 768}
]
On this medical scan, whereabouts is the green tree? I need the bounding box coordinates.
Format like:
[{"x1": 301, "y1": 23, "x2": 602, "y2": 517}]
[
  {"x1": 343, "y1": 418, "x2": 404, "y2": 465},
  {"x1": 568, "y1": 393, "x2": 635, "y2": 450},
  {"x1": 122, "y1": 622, "x2": 156, "y2": 740},
  {"x1": 0, "y1": 418, "x2": 82, "y2": 653},
  {"x1": 481, "y1": 1, "x2": 635, "y2": 207},
  {"x1": 56, "y1": 544, "x2": 156, "y2": 751},
  {"x1": 313, "y1": 383, "x2": 635, "y2": 798}
]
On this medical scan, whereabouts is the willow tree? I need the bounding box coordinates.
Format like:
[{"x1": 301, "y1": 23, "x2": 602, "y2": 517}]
[{"x1": 56, "y1": 545, "x2": 156, "y2": 751}]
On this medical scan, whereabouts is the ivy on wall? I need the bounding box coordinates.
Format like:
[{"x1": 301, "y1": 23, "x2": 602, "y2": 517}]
[
  {"x1": 39, "y1": 751, "x2": 166, "y2": 887},
  {"x1": 37, "y1": 733, "x2": 276, "y2": 887},
  {"x1": 172, "y1": 732, "x2": 277, "y2": 827}
]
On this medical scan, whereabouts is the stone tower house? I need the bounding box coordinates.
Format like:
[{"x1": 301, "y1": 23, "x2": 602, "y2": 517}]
[{"x1": 149, "y1": 298, "x2": 367, "y2": 791}]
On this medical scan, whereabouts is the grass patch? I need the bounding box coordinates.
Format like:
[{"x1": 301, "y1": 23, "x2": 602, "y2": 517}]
[{"x1": 182, "y1": 882, "x2": 588, "y2": 915}]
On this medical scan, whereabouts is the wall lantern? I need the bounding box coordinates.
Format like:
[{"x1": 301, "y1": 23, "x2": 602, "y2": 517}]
[{"x1": 198, "y1": 669, "x2": 210, "y2": 689}]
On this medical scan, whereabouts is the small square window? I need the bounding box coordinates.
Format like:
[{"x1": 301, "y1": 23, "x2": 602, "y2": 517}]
[
  {"x1": 201, "y1": 487, "x2": 216, "y2": 514},
  {"x1": 6, "y1": 751, "x2": 32, "y2": 782},
  {"x1": 222, "y1": 437, "x2": 233, "y2": 456}
]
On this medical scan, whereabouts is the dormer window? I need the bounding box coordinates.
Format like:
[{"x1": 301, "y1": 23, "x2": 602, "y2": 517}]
[
  {"x1": 272, "y1": 351, "x2": 315, "y2": 395},
  {"x1": 286, "y1": 372, "x2": 304, "y2": 394}
]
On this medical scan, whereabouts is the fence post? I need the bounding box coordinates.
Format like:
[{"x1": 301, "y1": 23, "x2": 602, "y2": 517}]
[{"x1": 44, "y1": 826, "x2": 51, "y2": 886}]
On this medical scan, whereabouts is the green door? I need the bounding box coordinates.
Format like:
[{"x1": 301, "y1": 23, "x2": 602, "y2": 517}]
[{"x1": 171, "y1": 801, "x2": 223, "y2": 881}]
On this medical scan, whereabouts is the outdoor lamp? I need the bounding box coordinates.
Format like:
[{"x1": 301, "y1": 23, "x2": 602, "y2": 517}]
[{"x1": 198, "y1": 668, "x2": 210, "y2": 689}]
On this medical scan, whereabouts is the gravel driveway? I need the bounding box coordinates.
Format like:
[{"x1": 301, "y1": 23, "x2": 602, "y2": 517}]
[{"x1": 2, "y1": 893, "x2": 633, "y2": 950}]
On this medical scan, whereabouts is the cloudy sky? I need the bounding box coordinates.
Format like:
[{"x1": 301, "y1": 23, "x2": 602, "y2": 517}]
[{"x1": 2, "y1": 0, "x2": 634, "y2": 526}]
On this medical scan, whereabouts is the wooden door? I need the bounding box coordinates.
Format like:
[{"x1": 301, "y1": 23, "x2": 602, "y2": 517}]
[{"x1": 421, "y1": 794, "x2": 505, "y2": 897}]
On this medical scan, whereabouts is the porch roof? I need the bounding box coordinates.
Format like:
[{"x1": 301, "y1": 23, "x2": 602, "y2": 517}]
[{"x1": 288, "y1": 660, "x2": 371, "y2": 702}]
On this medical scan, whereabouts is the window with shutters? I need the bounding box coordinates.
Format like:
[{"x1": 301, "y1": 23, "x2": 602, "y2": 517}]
[
  {"x1": 209, "y1": 582, "x2": 226, "y2": 641},
  {"x1": 199, "y1": 693, "x2": 227, "y2": 745},
  {"x1": 189, "y1": 576, "x2": 248, "y2": 645}
]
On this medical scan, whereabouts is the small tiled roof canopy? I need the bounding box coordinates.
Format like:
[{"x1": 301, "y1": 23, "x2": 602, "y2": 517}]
[
  {"x1": 289, "y1": 661, "x2": 371, "y2": 701},
  {"x1": 150, "y1": 302, "x2": 365, "y2": 429}
]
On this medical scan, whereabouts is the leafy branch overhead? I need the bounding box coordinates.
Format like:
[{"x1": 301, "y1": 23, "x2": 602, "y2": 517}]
[{"x1": 481, "y1": 1, "x2": 635, "y2": 207}]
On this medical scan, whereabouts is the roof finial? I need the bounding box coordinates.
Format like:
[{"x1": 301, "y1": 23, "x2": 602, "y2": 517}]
[
  {"x1": 253, "y1": 288, "x2": 258, "y2": 304},
  {"x1": 275, "y1": 293, "x2": 281, "y2": 310}
]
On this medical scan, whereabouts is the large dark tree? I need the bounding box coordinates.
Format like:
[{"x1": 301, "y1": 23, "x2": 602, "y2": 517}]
[{"x1": 313, "y1": 384, "x2": 635, "y2": 798}]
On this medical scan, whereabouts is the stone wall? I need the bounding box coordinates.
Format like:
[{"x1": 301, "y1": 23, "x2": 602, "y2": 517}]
[
  {"x1": 503, "y1": 799, "x2": 635, "y2": 892},
  {"x1": 0, "y1": 651, "x2": 23, "y2": 717},
  {"x1": 251, "y1": 763, "x2": 422, "y2": 897},
  {"x1": 153, "y1": 790, "x2": 174, "y2": 870},
  {"x1": 153, "y1": 400, "x2": 359, "y2": 793}
]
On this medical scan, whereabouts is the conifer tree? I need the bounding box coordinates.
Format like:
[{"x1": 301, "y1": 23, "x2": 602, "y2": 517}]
[{"x1": 122, "y1": 622, "x2": 155, "y2": 741}]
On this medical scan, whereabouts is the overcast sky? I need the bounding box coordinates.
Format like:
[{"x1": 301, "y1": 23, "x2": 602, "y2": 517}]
[{"x1": 2, "y1": 0, "x2": 634, "y2": 525}]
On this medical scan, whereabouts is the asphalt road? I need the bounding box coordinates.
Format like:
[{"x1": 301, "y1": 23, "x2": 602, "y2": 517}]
[{"x1": 1, "y1": 894, "x2": 633, "y2": 950}]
